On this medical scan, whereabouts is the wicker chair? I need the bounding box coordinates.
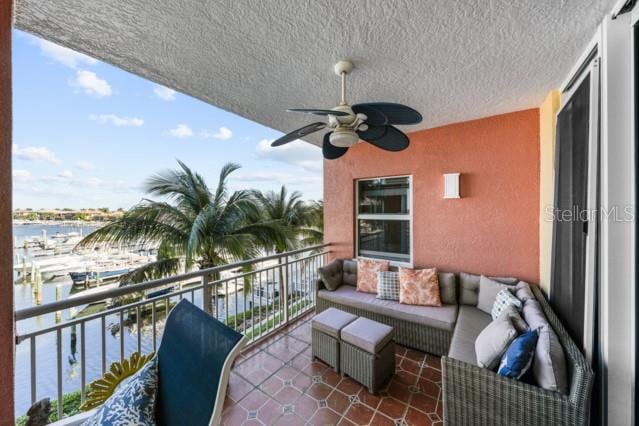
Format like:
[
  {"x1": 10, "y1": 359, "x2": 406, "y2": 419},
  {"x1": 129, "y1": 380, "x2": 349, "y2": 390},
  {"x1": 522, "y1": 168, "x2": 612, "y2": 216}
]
[{"x1": 442, "y1": 285, "x2": 594, "y2": 426}]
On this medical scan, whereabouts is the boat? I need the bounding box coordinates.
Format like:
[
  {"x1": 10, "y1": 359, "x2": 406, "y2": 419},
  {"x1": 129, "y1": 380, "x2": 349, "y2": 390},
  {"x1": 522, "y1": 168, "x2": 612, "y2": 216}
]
[
  {"x1": 67, "y1": 282, "x2": 119, "y2": 303},
  {"x1": 146, "y1": 286, "x2": 177, "y2": 299},
  {"x1": 38, "y1": 258, "x2": 93, "y2": 281},
  {"x1": 217, "y1": 282, "x2": 244, "y2": 296},
  {"x1": 251, "y1": 282, "x2": 279, "y2": 305},
  {"x1": 69, "y1": 268, "x2": 130, "y2": 285}
]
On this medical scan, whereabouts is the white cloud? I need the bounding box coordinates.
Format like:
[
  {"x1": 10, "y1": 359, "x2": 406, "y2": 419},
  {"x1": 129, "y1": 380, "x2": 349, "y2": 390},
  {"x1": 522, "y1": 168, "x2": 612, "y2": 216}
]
[
  {"x1": 41, "y1": 170, "x2": 74, "y2": 182},
  {"x1": 201, "y1": 127, "x2": 233, "y2": 141},
  {"x1": 85, "y1": 177, "x2": 104, "y2": 187},
  {"x1": 75, "y1": 160, "x2": 95, "y2": 171},
  {"x1": 256, "y1": 139, "x2": 322, "y2": 173},
  {"x1": 26, "y1": 185, "x2": 73, "y2": 197},
  {"x1": 36, "y1": 173, "x2": 140, "y2": 195},
  {"x1": 168, "y1": 124, "x2": 193, "y2": 138},
  {"x1": 73, "y1": 70, "x2": 112, "y2": 97},
  {"x1": 233, "y1": 171, "x2": 321, "y2": 186},
  {"x1": 13, "y1": 144, "x2": 61, "y2": 165},
  {"x1": 12, "y1": 169, "x2": 32, "y2": 183},
  {"x1": 32, "y1": 37, "x2": 97, "y2": 69},
  {"x1": 89, "y1": 113, "x2": 144, "y2": 127},
  {"x1": 153, "y1": 85, "x2": 176, "y2": 101}
]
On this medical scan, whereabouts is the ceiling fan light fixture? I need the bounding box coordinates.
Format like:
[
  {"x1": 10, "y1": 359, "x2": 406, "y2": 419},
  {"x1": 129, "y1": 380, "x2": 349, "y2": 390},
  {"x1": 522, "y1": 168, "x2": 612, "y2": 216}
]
[{"x1": 329, "y1": 128, "x2": 359, "y2": 147}]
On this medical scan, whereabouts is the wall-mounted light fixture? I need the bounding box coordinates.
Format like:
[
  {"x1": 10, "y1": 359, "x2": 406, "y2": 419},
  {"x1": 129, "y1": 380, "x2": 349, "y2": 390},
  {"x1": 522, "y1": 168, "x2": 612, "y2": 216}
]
[{"x1": 443, "y1": 173, "x2": 461, "y2": 199}]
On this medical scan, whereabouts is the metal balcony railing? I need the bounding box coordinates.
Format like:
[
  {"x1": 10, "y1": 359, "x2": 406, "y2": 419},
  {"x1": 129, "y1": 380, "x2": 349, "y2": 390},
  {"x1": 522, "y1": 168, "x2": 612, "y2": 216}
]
[{"x1": 14, "y1": 244, "x2": 329, "y2": 420}]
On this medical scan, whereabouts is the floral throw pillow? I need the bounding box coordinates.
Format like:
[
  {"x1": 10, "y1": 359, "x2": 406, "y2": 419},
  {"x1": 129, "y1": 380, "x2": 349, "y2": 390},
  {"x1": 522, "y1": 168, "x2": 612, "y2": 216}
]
[
  {"x1": 356, "y1": 258, "x2": 389, "y2": 293},
  {"x1": 82, "y1": 356, "x2": 158, "y2": 426},
  {"x1": 399, "y1": 267, "x2": 442, "y2": 306}
]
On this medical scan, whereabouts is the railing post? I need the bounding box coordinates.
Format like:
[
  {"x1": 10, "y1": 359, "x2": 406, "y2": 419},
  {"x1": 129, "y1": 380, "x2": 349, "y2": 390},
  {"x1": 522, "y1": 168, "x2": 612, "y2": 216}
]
[
  {"x1": 279, "y1": 254, "x2": 289, "y2": 324},
  {"x1": 202, "y1": 275, "x2": 212, "y2": 315}
]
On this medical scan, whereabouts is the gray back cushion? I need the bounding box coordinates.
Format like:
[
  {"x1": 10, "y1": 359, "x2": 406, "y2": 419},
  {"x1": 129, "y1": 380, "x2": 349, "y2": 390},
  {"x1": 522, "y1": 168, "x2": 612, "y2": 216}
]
[
  {"x1": 515, "y1": 281, "x2": 535, "y2": 302},
  {"x1": 522, "y1": 299, "x2": 569, "y2": 394},
  {"x1": 342, "y1": 260, "x2": 358, "y2": 286},
  {"x1": 438, "y1": 272, "x2": 457, "y2": 305},
  {"x1": 318, "y1": 259, "x2": 343, "y2": 291},
  {"x1": 459, "y1": 272, "x2": 517, "y2": 306},
  {"x1": 498, "y1": 305, "x2": 529, "y2": 334},
  {"x1": 477, "y1": 276, "x2": 516, "y2": 314}
]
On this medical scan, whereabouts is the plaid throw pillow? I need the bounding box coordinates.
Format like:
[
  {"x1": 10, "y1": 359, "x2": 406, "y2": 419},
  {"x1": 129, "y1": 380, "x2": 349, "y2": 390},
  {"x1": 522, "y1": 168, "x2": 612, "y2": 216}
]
[
  {"x1": 376, "y1": 271, "x2": 400, "y2": 301},
  {"x1": 492, "y1": 288, "x2": 523, "y2": 320}
]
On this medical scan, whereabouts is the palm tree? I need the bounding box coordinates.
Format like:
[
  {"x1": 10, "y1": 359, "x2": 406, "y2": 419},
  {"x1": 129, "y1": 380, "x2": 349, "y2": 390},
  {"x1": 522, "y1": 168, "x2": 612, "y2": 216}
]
[
  {"x1": 255, "y1": 186, "x2": 306, "y2": 254},
  {"x1": 256, "y1": 187, "x2": 324, "y2": 306},
  {"x1": 77, "y1": 161, "x2": 287, "y2": 312},
  {"x1": 299, "y1": 200, "x2": 324, "y2": 247}
]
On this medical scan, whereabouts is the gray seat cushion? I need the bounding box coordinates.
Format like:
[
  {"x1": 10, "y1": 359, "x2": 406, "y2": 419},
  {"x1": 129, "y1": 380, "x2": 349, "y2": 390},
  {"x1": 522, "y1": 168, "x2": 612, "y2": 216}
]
[
  {"x1": 343, "y1": 260, "x2": 358, "y2": 286},
  {"x1": 448, "y1": 306, "x2": 492, "y2": 365},
  {"x1": 341, "y1": 317, "x2": 394, "y2": 354},
  {"x1": 318, "y1": 286, "x2": 458, "y2": 332},
  {"x1": 318, "y1": 259, "x2": 343, "y2": 291},
  {"x1": 312, "y1": 307, "x2": 357, "y2": 338}
]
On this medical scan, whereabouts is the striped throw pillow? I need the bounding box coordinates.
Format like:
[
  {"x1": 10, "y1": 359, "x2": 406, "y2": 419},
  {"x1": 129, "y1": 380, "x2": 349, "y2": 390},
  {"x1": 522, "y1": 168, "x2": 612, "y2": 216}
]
[
  {"x1": 492, "y1": 288, "x2": 523, "y2": 320},
  {"x1": 376, "y1": 271, "x2": 400, "y2": 301}
]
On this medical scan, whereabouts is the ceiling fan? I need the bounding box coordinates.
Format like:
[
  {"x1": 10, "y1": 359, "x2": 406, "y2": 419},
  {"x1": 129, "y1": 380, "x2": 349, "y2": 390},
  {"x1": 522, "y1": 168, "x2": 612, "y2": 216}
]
[{"x1": 270, "y1": 60, "x2": 423, "y2": 159}]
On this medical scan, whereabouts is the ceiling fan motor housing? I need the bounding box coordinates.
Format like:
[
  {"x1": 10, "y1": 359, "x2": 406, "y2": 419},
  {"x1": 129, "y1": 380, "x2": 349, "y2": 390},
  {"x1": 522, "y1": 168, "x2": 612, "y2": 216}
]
[{"x1": 329, "y1": 127, "x2": 359, "y2": 147}]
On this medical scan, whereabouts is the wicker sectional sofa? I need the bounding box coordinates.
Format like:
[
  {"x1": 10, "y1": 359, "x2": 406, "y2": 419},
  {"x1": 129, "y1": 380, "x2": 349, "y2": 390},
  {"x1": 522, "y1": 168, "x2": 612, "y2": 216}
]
[
  {"x1": 315, "y1": 259, "x2": 594, "y2": 426},
  {"x1": 316, "y1": 260, "x2": 456, "y2": 356}
]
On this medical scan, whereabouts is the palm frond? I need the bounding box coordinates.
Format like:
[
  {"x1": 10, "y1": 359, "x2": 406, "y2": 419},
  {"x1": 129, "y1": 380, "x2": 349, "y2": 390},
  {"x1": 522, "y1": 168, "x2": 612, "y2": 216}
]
[
  {"x1": 76, "y1": 203, "x2": 188, "y2": 249},
  {"x1": 213, "y1": 162, "x2": 241, "y2": 207},
  {"x1": 120, "y1": 257, "x2": 182, "y2": 285},
  {"x1": 144, "y1": 160, "x2": 212, "y2": 214}
]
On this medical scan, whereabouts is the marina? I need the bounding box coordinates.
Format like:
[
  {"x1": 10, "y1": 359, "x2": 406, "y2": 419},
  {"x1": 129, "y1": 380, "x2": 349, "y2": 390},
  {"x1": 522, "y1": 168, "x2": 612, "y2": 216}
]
[{"x1": 12, "y1": 222, "x2": 317, "y2": 417}]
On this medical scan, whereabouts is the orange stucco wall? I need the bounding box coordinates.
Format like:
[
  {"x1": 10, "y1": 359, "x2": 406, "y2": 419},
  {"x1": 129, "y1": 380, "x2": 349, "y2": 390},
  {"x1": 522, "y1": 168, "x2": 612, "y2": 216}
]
[
  {"x1": 324, "y1": 108, "x2": 540, "y2": 283},
  {"x1": 0, "y1": 0, "x2": 13, "y2": 422}
]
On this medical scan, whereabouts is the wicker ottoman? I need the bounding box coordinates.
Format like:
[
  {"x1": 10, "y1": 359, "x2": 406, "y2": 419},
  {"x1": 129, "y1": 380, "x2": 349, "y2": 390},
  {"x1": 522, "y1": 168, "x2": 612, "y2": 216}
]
[
  {"x1": 340, "y1": 317, "x2": 395, "y2": 393},
  {"x1": 311, "y1": 307, "x2": 357, "y2": 372}
]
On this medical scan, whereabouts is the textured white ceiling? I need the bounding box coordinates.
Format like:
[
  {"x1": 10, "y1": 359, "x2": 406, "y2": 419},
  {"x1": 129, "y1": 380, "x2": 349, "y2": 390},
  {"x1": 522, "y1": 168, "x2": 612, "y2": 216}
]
[{"x1": 15, "y1": 0, "x2": 614, "y2": 145}]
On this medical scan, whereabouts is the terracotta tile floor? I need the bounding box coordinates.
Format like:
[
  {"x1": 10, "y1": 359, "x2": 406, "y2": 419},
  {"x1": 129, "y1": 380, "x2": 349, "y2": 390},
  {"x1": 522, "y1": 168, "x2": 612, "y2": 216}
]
[{"x1": 223, "y1": 313, "x2": 444, "y2": 426}]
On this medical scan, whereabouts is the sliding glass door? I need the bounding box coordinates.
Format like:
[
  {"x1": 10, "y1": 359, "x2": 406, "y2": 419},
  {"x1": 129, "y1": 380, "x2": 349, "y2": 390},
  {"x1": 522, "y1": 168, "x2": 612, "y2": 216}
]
[{"x1": 551, "y1": 58, "x2": 599, "y2": 360}]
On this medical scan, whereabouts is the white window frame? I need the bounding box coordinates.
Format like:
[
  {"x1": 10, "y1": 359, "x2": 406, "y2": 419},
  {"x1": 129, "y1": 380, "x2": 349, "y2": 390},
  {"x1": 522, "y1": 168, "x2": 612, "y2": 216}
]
[{"x1": 355, "y1": 175, "x2": 413, "y2": 267}]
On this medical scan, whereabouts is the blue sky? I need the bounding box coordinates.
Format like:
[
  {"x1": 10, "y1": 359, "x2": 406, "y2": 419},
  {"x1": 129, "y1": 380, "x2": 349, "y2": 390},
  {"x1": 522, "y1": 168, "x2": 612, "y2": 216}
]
[{"x1": 11, "y1": 30, "x2": 323, "y2": 210}]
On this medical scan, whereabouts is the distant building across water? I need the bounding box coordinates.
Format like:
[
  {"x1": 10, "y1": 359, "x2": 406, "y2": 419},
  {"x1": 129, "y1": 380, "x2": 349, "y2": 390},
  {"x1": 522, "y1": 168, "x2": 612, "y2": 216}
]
[{"x1": 13, "y1": 208, "x2": 125, "y2": 222}]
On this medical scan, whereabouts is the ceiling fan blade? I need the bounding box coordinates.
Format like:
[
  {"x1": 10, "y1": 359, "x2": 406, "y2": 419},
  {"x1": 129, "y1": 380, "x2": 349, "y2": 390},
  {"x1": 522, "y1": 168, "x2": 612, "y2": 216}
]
[
  {"x1": 288, "y1": 108, "x2": 350, "y2": 117},
  {"x1": 271, "y1": 122, "x2": 326, "y2": 147},
  {"x1": 322, "y1": 132, "x2": 349, "y2": 159},
  {"x1": 357, "y1": 123, "x2": 387, "y2": 141},
  {"x1": 352, "y1": 102, "x2": 422, "y2": 125},
  {"x1": 358, "y1": 125, "x2": 409, "y2": 152}
]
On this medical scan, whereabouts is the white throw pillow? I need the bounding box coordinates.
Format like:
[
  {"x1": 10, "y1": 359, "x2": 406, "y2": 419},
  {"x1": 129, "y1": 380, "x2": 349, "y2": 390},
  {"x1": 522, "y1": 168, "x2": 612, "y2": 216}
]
[
  {"x1": 492, "y1": 288, "x2": 523, "y2": 320},
  {"x1": 475, "y1": 315, "x2": 518, "y2": 370}
]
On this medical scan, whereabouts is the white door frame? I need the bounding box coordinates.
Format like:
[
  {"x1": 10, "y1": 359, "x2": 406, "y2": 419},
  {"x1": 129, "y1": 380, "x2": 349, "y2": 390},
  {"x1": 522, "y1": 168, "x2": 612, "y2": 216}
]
[{"x1": 600, "y1": 10, "x2": 636, "y2": 426}]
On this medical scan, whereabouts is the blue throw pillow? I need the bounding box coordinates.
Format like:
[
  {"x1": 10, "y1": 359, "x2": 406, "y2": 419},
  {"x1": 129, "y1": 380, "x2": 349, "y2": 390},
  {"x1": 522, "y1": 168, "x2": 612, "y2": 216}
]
[
  {"x1": 497, "y1": 330, "x2": 538, "y2": 379},
  {"x1": 82, "y1": 356, "x2": 158, "y2": 425}
]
